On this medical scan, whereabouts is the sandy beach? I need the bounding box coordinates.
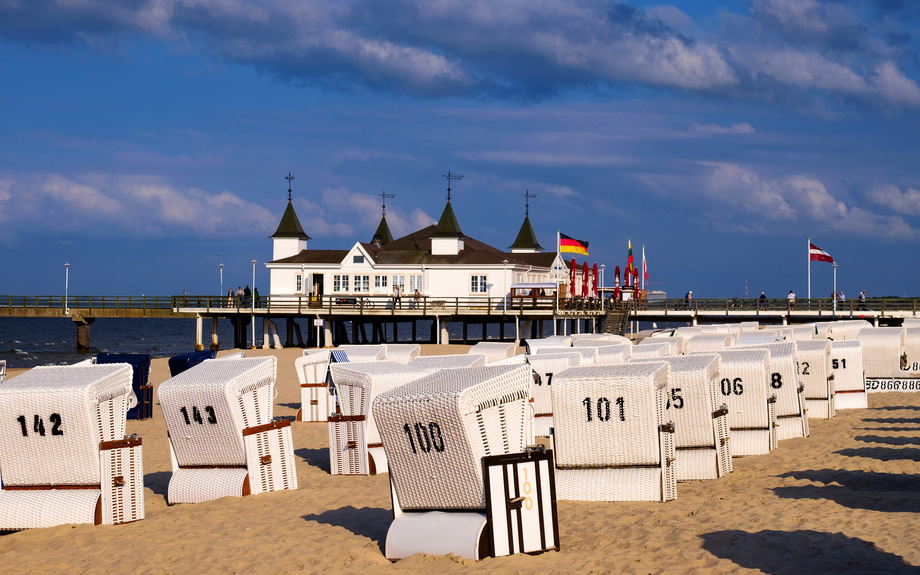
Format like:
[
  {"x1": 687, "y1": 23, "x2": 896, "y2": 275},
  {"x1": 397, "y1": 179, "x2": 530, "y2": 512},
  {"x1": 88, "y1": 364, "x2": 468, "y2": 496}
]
[{"x1": 2, "y1": 345, "x2": 919, "y2": 574}]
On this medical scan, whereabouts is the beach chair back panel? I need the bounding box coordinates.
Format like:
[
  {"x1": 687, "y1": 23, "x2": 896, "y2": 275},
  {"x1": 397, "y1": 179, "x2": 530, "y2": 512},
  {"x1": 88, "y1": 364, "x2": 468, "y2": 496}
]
[
  {"x1": 296, "y1": 351, "x2": 332, "y2": 385},
  {"x1": 469, "y1": 342, "x2": 516, "y2": 364},
  {"x1": 594, "y1": 344, "x2": 631, "y2": 366},
  {"x1": 630, "y1": 342, "x2": 670, "y2": 360},
  {"x1": 902, "y1": 328, "x2": 920, "y2": 377},
  {"x1": 551, "y1": 364, "x2": 669, "y2": 468},
  {"x1": 408, "y1": 354, "x2": 487, "y2": 370},
  {"x1": 536, "y1": 347, "x2": 598, "y2": 366},
  {"x1": 100, "y1": 436, "x2": 144, "y2": 525},
  {"x1": 830, "y1": 341, "x2": 865, "y2": 391},
  {"x1": 159, "y1": 357, "x2": 276, "y2": 467},
  {"x1": 0, "y1": 365, "x2": 132, "y2": 486},
  {"x1": 0, "y1": 360, "x2": 6, "y2": 383},
  {"x1": 243, "y1": 421, "x2": 297, "y2": 495},
  {"x1": 685, "y1": 335, "x2": 733, "y2": 354},
  {"x1": 337, "y1": 345, "x2": 386, "y2": 363},
  {"x1": 794, "y1": 341, "x2": 832, "y2": 398},
  {"x1": 711, "y1": 350, "x2": 772, "y2": 429},
  {"x1": 736, "y1": 342, "x2": 800, "y2": 417},
  {"x1": 374, "y1": 365, "x2": 532, "y2": 510},
  {"x1": 484, "y1": 450, "x2": 559, "y2": 557},
  {"x1": 527, "y1": 354, "x2": 578, "y2": 414},
  {"x1": 857, "y1": 327, "x2": 906, "y2": 378}
]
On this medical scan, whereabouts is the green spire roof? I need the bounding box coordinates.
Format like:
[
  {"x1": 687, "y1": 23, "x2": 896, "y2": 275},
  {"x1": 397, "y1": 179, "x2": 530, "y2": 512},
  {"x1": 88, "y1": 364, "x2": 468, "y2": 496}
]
[
  {"x1": 430, "y1": 201, "x2": 464, "y2": 238},
  {"x1": 373, "y1": 215, "x2": 394, "y2": 244},
  {"x1": 271, "y1": 201, "x2": 311, "y2": 240},
  {"x1": 509, "y1": 215, "x2": 543, "y2": 251}
]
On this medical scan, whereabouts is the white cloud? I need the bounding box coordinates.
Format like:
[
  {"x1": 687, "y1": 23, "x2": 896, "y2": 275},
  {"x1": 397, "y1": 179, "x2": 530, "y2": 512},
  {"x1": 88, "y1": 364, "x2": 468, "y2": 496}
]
[
  {"x1": 867, "y1": 184, "x2": 920, "y2": 216},
  {"x1": 320, "y1": 186, "x2": 435, "y2": 238},
  {"x1": 458, "y1": 150, "x2": 634, "y2": 166},
  {"x1": 646, "y1": 5, "x2": 694, "y2": 31},
  {"x1": 690, "y1": 122, "x2": 755, "y2": 134}
]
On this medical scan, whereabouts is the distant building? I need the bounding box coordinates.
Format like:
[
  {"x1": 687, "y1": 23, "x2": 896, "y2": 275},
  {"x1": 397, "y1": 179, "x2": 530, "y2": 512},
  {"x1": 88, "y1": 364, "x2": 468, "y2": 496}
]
[{"x1": 266, "y1": 193, "x2": 571, "y2": 301}]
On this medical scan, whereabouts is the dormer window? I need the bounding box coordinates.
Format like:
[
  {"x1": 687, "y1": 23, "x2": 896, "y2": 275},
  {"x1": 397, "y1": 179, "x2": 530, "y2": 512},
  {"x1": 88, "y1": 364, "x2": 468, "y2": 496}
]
[{"x1": 353, "y1": 255, "x2": 365, "y2": 264}]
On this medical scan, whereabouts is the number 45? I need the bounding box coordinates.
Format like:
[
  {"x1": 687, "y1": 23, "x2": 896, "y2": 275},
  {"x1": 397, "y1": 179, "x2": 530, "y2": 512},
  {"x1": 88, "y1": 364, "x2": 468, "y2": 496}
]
[{"x1": 666, "y1": 388, "x2": 684, "y2": 409}]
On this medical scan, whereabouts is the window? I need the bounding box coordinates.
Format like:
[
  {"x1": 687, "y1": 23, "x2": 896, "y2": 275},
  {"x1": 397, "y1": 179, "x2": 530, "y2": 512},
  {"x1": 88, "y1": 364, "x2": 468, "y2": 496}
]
[
  {"x1": 392, "y1": 275, "x2": 406, "y2": 292},
  {"x1": 333, "y1": 275, "x2": 350, "y2": 293},
  {"x1": 471, "y1": 275, "x2": 488, "y2": 294},
  {"x1": 374, "y1": 275, "x2": 388, "y2": 294},
  {"x1": 353, "y1": 255, "x2": 365, "y2": 264},
  {"x1": 409, "y1": 275, "x2": 423, "y2": 293},
  {"x1": 295, "y1": 274, "x2": 302, "y2": 292},
  {"x1": 354, "y1": 275, "x2": 370, "y2": 293}
]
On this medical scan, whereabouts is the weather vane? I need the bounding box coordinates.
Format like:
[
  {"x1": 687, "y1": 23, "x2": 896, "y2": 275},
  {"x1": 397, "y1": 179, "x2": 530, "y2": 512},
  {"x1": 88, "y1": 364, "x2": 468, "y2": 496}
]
[
  {"x1": 442, "y1": 171, "x2": 464, "y2": 202},
  {"x1": 522, "y1": 190, "x2": 537, "y2": 217},
  {"x1": 285, "y1": 173, "x2": 294, "y2": 202},
  {"x1": 378, "y1": 191, "x2": 396, "y2": 216}
]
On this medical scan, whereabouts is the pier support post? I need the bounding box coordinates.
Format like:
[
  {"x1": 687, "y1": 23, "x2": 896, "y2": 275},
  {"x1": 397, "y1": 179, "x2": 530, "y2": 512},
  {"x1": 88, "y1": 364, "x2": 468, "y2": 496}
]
[
  {"x1": 195, "y1": 316, "x2": 204, "y2": 351},
  {"x1": 211, "y1": 317, "x2": 219, "y2": 351},
  {"x1": 263, "y1": 319, "x2": 271, "y2": 349},
  {"x1": 440, "y1": 321, "x2": 449, "y2": 345},
  {"x1": 72, "y1": 315, "x2": 95, "y2": 352},
  {"x1": 324, "y1": 322, "x2": 333, "y2": 348},
  {"x1": 522, "y1": 320, "x2": 532, "y2": 343},
  {"x1": 514, "y1": 319, "x2": 520, "y2": 347},
  {"x1": 462, "y1": 322, "x2": 468, "y2": 345},
  {"x1": 286, "y1": 318, "x2": 295, "y2": 347},
  {"x1": 411, "y1": 320, "x2": 417, "y2": 343},
  {"x1": 539, "y1": 320, "x2": 545, "y2": 338}
]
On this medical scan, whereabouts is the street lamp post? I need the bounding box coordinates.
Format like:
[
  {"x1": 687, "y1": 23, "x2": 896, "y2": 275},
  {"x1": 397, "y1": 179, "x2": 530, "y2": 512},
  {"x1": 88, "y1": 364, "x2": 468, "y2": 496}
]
[
  {"x1": 220, "y1": 263, "x2": 224, "y2": 299},
  {"x1": 833, "y1": 262, "x2": 838, "y2": 315},
  {"x1": 64, "y1": 263, "x2": 70, "y2": 315},
  {"x1": 251, "y1": 259, "x2": 257, "y2": 349}
]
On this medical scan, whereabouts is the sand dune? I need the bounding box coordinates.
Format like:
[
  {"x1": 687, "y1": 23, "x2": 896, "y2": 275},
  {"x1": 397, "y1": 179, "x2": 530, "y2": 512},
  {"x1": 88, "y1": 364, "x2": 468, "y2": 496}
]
[{"x1": 1, "y1": 346, "x2": 919, "y2": 574}]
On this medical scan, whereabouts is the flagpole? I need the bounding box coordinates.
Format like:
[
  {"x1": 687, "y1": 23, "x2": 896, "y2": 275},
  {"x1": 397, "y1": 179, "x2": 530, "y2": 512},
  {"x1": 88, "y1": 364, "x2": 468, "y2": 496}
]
[
  {"x1": 807, "y1": 236, "x2": 811, "y2": 300},
  {"x1": 641, "y1": 245, "x2": 646, "y2": 291},
  {"x1": 833, "y1": 261, "x2": 837, "y2": 315},
  {"x1": 557, "y1": 229, "x2": 560, "y2": 255}
]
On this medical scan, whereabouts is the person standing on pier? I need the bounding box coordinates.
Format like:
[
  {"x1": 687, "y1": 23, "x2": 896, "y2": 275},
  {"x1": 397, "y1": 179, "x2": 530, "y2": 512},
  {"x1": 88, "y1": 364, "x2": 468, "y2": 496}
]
[
  {"x1": 858, "y1": 290, "x2": 867, "y2": 310},
  {"x1": 759, "y1": 292, "x2": 767, "y2": 311},
  {"x1": 685, "y1": 290, "x2": 692, "y2": 311},
  {"x1": 839, "y1": 291, "x2": 845, "y2": 305},
  {"x1": 393, "y1": 283, "x2": 402, "y2": 309},
  {"x1": 254, "y1": 287, "x2": 261, "y2": 308},
  {"x1": 227, "y1": 288, "x2": 234, "y2": 307},
  {"x1": 787, "y1": 290, "x2": 796, "y2": 311},
  {"x1": 244, "y1": 285, "x2": 252, "y2": 306}
]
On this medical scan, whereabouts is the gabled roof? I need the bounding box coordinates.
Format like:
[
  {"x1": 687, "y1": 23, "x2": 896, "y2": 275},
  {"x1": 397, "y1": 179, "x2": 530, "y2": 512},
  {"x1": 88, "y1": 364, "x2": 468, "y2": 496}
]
[
  {"x1": 509, "y1": 215, "x2": 543, "y2": 251},
  {"x1": 373, "y1": 215, "x2": 394, "y2": 244},
  {"x1": 271, "y1": 201, "x2": 311, "y2": 240},
  {"x1": 430, "y1": 202, "x2": 464, "y2": 238}
]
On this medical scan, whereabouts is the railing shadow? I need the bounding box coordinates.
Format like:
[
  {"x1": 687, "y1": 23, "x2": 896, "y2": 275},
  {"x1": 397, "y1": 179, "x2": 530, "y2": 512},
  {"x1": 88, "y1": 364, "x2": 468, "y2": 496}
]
[
  {"x1": 834, "y1": 446, "x2": 920, "y2": 462},
  {"x1": 774, "y1": 469, "x2": 920, "y2": 513}
]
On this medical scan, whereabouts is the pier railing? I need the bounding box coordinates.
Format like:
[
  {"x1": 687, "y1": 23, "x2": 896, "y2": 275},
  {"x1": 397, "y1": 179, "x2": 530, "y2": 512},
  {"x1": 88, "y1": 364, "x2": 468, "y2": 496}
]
[
  {"x1": 634, "y1": 298, "x2": 919, "y2": 315},
  {"x1": 2, "y1": 295, "x2": 174, "y2": 313}
]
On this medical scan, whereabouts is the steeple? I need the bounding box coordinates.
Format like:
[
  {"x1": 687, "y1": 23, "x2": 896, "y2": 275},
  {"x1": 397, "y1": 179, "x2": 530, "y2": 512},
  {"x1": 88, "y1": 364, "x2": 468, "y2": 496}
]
[
  {"x1": 510, "y1": 189, "x2": 542, "y2": 253},
  {"x1": 373, "y1": 216, "x2": 394, "y2": 246},
  {"x1": 430, "y1": 201, "x2": 463, "y2": 238},
  {"x1": 430, "y1": 172, "x2": 465, "y2": 255},
  {"x1": 271, "y1": 173, "x2": 310, "y2": 261}
]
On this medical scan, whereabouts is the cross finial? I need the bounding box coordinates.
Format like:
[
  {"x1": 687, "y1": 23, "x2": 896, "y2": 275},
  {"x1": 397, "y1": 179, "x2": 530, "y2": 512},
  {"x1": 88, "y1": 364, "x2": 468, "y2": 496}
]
[
  {"x1": 442, "y1": 170, "x2": 464, "y2": 202},
  {"x1": 378, "y1": 190, "x2": 396, "y2": 216},
  {"x1": 522, "y1": 190, "x2": 537, "y2": 217},
  {"x1": 285, "y1": 173, "x2": 294, "y2": 202}
]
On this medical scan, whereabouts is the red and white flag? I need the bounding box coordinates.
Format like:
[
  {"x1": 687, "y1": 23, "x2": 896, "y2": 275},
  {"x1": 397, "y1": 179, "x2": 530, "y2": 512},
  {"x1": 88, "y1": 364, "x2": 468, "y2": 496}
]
[{"x1": 809, "y1": 243, "x2": 834, "y2": 263}]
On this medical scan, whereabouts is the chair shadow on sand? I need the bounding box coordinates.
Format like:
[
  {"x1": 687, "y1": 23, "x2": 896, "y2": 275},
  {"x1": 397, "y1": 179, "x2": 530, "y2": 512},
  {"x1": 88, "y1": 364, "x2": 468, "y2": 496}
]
[
  {"x1": 701, "y1": 529, "x2": 920, "y2": 574},
  {"x1": 861, "y1": 417, "x2": 920, "y2": 425},
  {"x1": 144, "y1": 470, "x2": 173, "y2": 498},
  {"x1": 835, "y1": 446, "x2": 920, "y2": 462},
  {"x1": 302, "y1": 506, "x2": 391, "y2": 553},
  {"x1": 773, "y1": 469, "x2": 920, "y2": 513},
  {"x1": 871, "y1": 406, "x2": 920, "y2": 411},
  {"x1": 855, "y1": 435, "x2": 920, "y2": 446},
  {"x1": 295, "y1": 447, "x2": 331, "y2": 473}
]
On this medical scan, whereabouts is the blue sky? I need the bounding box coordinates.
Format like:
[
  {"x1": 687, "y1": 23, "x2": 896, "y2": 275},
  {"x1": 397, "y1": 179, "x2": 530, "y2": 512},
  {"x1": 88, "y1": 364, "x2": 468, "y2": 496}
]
[{"x1": 1, "y1": 0, "x2": 919, "y2": 299}]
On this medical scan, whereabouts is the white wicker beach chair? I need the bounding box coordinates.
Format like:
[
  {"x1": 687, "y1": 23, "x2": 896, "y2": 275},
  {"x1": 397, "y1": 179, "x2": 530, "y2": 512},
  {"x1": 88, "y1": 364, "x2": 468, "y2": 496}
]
[
  {"x1": 740, "y1": 322, "x2": 759, "y2": 332},
  {"x1": 735, "y1": 342, "x2": 808, "y2": 440},
  {"x1": 685, "y1": 334, "x2": 733, "y2": 353},
  {"x1": 903, "y1": 318, "x2": 920, "y2": 328},
  {"x1": 328, "y1": 361, "x2": 430, "y2": 475},
  {"x1": 384, "y1": 344, "x2": 422, "y2": 365},
  {"x1": 674, "y1": 327, "x2": 704, "y2": 339},
  {"x1": 632, "y1": 354, "x2": 731, "y2": 481},
  {"x1": 638, "y1": 337, "x2": 685, "y2": 356},
  {"x1": 828, "y1": 320, "x2": 872, "y2": 341},
  {"x1": 830, "y1": 341, "x2": 868, "y2": 410},
  {"x1": 159, "y1": 356, "x2": 297, "y2": 504},
  {"x1": 903, "y1": 328, "x2": 920, "y2": 377},
  {"x1": 592, "y1": 343, "x2": 632, "y2": 366},
  {"x1": 536, "y1": 346, "x2": 598, "y2": 365},
  {"x1": 794, "y1": 340, "x2": 834, "y2": 419},
  {"x1": 526, "y1": 353, "x2": 581, "y2": 437},
  {"x1": 630, "y1": 342, "x2": 671, "y2": 360},
  {"x1": 551, "y1": 363, "x2": 677, "y2": 502},
  {"x1": 700, "y1": 324, "x2": 731, "y2": 334},
  {"x1": 574, "y1": 337, "x2": 630, "y2": 348},
  {"x1": 856, "y1": 328, "x2": 907, "y2": 379},
  {"x1": 409, "y1": 354, "x2": 486, "y2": 371},
  {"x1": 0, "y1": 365, "x2": 144, "y2": 530},
  {"x1": 468, "y1": 342, "x2": 516, "y2": 364},
  {"x1": 0, "y1": 359, "x2": 5, "y2": 383},
  {"x1": 295, "y1": 350, "x2": 332, "y2": 423},
  {"x1": 735, "y1": 333, "x2": 784, "y2": 346},
  {"x1": 374, "y1": 365, "x2": 532, "y2": 560},
  {"x1": 524, "y1": 337, "x2": 572, "y2": 354},
  {"x1": 708, "y1": 349, "x2": 777, "y2": 456},
  {"x1": 488, "y1": 354, "x2": 529, "y2": 366},
  {"x1": 337, "y1": 344, "x2": 387, "y2": 363},
  {"x1": 570, "y1": 333, "x2": 614, "y2": 342},
  {"x1": 775, "y1": 326, "x2": 816, "y2": 341}
]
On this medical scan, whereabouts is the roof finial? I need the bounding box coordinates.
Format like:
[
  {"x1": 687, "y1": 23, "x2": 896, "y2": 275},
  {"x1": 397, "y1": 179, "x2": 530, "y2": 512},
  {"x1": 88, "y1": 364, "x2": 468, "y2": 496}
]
[
  {"x1": 442, "y1": 170, "x2": 464, "y2": 202},
  {"x1": 522, "y1": 190, "x2": 537, "y2": 217},
  {"x1": 378, "y1": 190, "x2": 396, "y2": 216},
  {"x1": 285, "y1": 172, "x2": 294, "y2": 202}
]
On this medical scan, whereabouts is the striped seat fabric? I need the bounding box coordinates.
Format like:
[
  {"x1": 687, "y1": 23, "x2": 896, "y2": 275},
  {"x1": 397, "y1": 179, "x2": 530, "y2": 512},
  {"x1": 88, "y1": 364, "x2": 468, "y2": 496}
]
[{"x1": 551, "y1": 363, "x2": 676, "y2": 502}]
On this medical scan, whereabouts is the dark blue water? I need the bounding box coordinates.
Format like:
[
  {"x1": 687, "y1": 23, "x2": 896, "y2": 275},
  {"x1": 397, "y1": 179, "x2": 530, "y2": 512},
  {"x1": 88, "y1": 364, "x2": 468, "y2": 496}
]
[{"x1": 0, "y1": 316, "x2": 671, "y2": 369}]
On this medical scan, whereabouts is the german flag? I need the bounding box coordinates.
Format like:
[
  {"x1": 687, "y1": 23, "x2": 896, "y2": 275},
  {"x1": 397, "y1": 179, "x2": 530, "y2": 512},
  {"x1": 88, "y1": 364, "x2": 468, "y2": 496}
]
[{"x1": 560, "y1": 233, "x2": 589, "y2": 256}]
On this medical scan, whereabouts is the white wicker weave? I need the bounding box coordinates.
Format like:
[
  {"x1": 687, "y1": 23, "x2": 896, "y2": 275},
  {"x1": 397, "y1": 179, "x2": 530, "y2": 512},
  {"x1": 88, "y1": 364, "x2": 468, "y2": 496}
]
[
  {"x1": 709, "y1": 349, "x2": 777, "y2": 456},
  {"x1": 374, "y1": 365, "x2": 532, "y2": 510},
  {"x1": 903, "y1": 328, "x2": 920, "y2": 377},
  {"x1": 630, "y1": 342, "x2": 671, "y2": 360},
  {"x1": 685, "y1": 334, "x2": 733, "y2": 353},
  {"x1": 570, "y1": 333, "x2": 615, "y2": 341},
  {"x1": 903, "y1": 318, "x2": 920, "y2": 328},
  {"x1": 592, "y1": 343, "x2": 632, "y2": 366},
  {"x1": 524, "y1": 337, "x2": 572, "y2": 354},
  {"x1": 159, "y1": 356, "x2": 298, "y2": 504},
  {"x1": 0, "y1": 359, "x2": 5, "y2": 383},
  {"x1": 328, "y1": 362, "x2": 430, "y2": 475},
  {"x1": 468, "y1": 342, "x2": 516, "y2": 364},
  {"x1": 337, "y1": 345, "x2": 387, "y2": 363},
  {"x1": 632, "y1": 354, "x2": 731, "y2": 482},
  {"x1": 638, "y1": 337, "x2": 685, "y2": 356},
  {"x1": 675, "y1": 327, "x2": 704, "y2": 339},
  {"x1": 536, "y1": 346, "x2": 598, "y2": 365},
  {"x1": 828, "y1": 320, "x2": 872, "y2": 341},
  {"x1": 830, "y1": 341, "x2": 867, "y2": 410},
  {"x1": 700, "y1": 324, "x2": 731, "y2": 334},
  {"x1": 0, "y1": 365, "x2": 143, "y2": 529},
  {"x1": 735, "y1": 333, "x2": 784, "y2": 346},
  {"x1": 775, "y1": 326, "x2": 817, "y2": 341},
  {"x1": 384, "y1": 344, "x2": 422, "y2": 365},
  {"x1": 551, "y1": 363, "x2": 676, "y2": 502},
  {"x1": 734, "y1": 342, "x2": 808, "y2": 440},
  {"x1": 527, "y1": 353, "x2": 579, "y2": 437},
  {"x1": 409, "y1": 354, "x2": 487, "y2": 371},
  {"x1": 488, "y1": 354, "x2": 529, "y2": 366},
  {"x1": 740, "y1": 322, "x2": 759, "y2": 332},
  {"x1": 295, "y1": 350, "x2": 332, "y2": 423},
  {"x1": 795, "y1": 340, "x2": 834, "y2": 420},
  {"x1": 856, "y1": 327, "x2": 907, "y2": 378}
]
